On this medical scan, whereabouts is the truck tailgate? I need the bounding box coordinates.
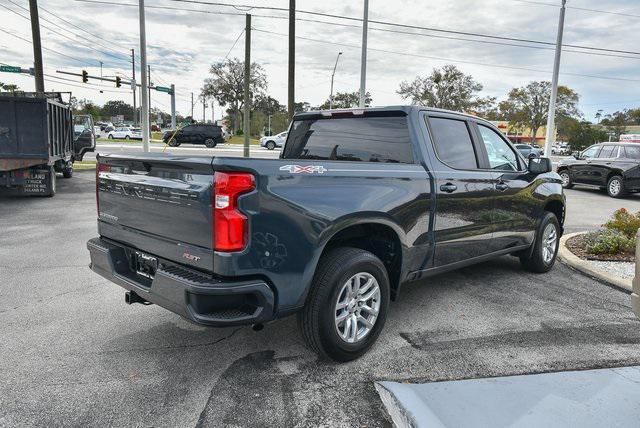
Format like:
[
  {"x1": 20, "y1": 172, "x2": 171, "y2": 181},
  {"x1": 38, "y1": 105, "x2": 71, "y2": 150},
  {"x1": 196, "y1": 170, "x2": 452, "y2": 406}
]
[{"x1": 97, "y1": 153, "x2": 214, "y2": 270}]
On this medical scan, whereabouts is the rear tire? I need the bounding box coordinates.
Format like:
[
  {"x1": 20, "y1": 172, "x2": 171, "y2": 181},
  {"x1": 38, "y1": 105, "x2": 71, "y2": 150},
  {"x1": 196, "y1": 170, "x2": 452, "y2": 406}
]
[
  {"x1": 559, "y1": 170, "x2": 573, "y2": 189},
  {"x1": 108, "y1": 134, "x2": 114, "y2": 139},
  {"x1": 62, "y1": 163, "x2": 73, "y2": 179},
  {"x1": 45, "y1": 166, "x2": 57, "y2": 197},
  {"x1": 298, "y1": 247, "x2": 390, "y2": 362},
  {"x1": 520, "y1": 212, "x2": 560, "y2": 273},
  {"x1": 607, "y1": 175, "x2": 626, "y2": 198},
  {"x1": 266, "y1": 141, "x2": 276, "y2": 150},
  {"x1": 125, "y1": 135, "x2": 130, "y2": 140},
  {"x1": 204, "y1": 138, "x2": 216, "y2": 148}
]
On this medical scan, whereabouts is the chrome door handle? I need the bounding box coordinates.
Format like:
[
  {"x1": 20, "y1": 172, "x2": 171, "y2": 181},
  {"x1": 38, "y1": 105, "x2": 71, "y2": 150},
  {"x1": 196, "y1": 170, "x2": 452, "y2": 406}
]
[
  {"x1": 496, "y1": 182, "x2": 509, "y2": 191},
  {"x1": 440, "y1": 183, "x2": 457, "y2": 193}
]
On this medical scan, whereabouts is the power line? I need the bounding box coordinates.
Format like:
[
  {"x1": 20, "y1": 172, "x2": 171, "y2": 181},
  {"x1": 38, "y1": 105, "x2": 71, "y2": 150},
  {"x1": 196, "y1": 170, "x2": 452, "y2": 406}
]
[
  {"x1": 38, "y1": 3, "x2": 133, "y2": 52},
  {"x1": 0, "y1": 2, "x2": 132, "y2": 65},
  {"x1": 157, "y1": 0, "x2": 640, "y2": 56},
  {"x1": 254, "y1": 28, "x2": 640, "y2": 83},
  {"x1": 0, "y1": 27, "x2": 94, "y2": 66},
  {"x1": 291, "y1": 16, "x2": 640, "y2": 61},
  {"x1": 223, "y1": 29, "x2": 245, "y2": 62},
  {"x1": 509, "y1": 0, "x2": 640, "y2": 19},
  {"x1": 72, "y1": 0, "x2": 640, "y2": 59}
]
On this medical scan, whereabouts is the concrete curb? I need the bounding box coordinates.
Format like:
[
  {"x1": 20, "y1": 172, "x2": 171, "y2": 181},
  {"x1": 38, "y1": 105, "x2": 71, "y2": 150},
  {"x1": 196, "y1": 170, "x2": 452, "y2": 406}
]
[{"x1": 558, "y1": 232, "x2": 632, "y2": 292}]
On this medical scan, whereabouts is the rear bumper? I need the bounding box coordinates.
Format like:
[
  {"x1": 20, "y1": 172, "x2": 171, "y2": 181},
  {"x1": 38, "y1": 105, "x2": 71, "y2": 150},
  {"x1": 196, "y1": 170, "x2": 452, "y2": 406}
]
[{"x1": 87, "y1": 237, "x2": 275, "y2": 327}]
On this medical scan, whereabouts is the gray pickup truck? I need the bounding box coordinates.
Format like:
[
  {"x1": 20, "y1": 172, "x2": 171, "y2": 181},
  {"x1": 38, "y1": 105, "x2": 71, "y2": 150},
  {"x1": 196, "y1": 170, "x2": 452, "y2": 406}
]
[{"x1": 87, "y1": 106, "x2": 565, "y2": 361}]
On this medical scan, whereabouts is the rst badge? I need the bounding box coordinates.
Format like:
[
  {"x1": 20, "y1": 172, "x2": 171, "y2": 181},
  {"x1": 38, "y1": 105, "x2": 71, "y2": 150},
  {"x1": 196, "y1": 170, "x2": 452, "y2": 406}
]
[{"x1": 279, "y1": 165, "x2": 327, "y2": 174}]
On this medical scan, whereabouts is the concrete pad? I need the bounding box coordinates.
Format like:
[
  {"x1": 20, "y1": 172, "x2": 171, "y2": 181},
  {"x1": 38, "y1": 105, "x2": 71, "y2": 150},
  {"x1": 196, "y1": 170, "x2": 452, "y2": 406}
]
[{"x1": 377, "y1": 366, "x2": 640, "y2": 428}]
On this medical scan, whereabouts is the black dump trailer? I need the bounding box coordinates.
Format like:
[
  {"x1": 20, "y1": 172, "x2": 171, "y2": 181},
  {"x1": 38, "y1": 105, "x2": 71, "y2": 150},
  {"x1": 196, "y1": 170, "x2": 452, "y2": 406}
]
[{"x1": 0, "y1": 93, "x2": 95, "y2": 196}]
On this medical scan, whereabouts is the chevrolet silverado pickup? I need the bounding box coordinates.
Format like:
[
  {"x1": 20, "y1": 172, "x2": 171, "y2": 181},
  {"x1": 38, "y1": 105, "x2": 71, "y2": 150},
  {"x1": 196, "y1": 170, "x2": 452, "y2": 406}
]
[{"x1": 87, "y1": 106, "x2": 565, "y2": 361}]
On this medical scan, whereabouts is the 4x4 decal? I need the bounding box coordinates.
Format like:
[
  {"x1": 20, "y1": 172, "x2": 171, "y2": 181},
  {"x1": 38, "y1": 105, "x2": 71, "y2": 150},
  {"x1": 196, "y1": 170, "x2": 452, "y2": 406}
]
[{"x1": 279, "y1": 165, "x2": 327, "y2": 174}]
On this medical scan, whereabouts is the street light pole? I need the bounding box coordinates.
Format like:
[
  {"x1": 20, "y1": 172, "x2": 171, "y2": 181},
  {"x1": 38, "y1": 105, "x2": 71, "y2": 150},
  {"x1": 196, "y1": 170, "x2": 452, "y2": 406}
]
[
  {"x1": 329, "y1": 52, "x2": 342, "y2": 110},
  {"x1": 131, "y1": 49, "x2": 137, "y2": 125},
  {"x1": 543, "y1": 0, "x2": 566, "y2": 158},
  {"x1": 170, "y1": 84, "x2": 176, "y2": 130},
  {"x1": 358, "y1": 0, "x2": 369, "y2": 108},
  {"x1": 138, "y1": 0, "x2": 150, "y2": 151}
]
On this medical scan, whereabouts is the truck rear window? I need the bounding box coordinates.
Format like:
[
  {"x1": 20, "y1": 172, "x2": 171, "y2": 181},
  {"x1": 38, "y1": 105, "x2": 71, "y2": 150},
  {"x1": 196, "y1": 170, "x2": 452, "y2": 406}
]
[{"x1": 282, "y1": 115, "x2": 414, "y2": 163}]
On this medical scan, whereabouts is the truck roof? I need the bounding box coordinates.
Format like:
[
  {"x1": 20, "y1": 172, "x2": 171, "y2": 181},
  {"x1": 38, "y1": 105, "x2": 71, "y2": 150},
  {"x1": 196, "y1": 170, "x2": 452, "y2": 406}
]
[{"x1": 293, "y1": 105, "x2": 485, "y2": 122}]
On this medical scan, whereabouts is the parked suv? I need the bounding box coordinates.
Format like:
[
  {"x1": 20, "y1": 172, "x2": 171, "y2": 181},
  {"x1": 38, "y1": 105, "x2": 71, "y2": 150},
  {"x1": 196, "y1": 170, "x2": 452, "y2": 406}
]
[
  {"x1": 88, "y1": 106, "x2": 564, "y2": 361},
  {"x1": 557, "y1": 142, "x2": 640, "y2": 198},
  {"x1": 163, "y1": 124, "x2": 224, "y2": 148}
]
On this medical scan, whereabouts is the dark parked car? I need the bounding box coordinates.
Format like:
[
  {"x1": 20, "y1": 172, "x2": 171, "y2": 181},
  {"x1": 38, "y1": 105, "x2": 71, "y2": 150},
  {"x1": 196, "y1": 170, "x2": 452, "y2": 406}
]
[
  {"x1": 515, "y1": 144, "x2": 541, "y2": 159},
  {"x1": 163, "y1": 123, "x2": 224, "y2": 148},
  {"x1": 557, "y1": 142, "x2": 640, "y2": 198},
  {"x1": 88, "y1": 106, "x2": 565, "y2": 361}
]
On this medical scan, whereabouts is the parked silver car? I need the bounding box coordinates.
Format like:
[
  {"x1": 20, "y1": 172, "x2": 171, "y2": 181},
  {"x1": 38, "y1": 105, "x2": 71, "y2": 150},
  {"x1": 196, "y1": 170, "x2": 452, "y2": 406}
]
[{"x1": 260, "y1": 131, "x2": 287, "y2": 150}]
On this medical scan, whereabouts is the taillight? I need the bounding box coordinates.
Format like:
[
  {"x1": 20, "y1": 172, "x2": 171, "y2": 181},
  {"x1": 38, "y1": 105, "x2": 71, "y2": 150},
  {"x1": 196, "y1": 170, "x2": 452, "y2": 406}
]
[
  {"x1": 213, "y1": 172, "x2": 255, "y2": 252},
  {"x1": 96, "y1": 163, "x2": 110, "y2": 214}
]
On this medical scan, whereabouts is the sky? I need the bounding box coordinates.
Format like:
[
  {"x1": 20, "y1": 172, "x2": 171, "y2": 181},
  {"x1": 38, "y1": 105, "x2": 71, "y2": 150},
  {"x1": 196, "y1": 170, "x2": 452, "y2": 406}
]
[{"x1": 1, "y1": 0, "x2": 639, "y2": 122}]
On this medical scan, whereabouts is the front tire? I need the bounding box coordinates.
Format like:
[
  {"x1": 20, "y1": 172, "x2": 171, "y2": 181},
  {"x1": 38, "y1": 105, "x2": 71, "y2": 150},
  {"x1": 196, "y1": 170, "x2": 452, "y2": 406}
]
[
  {"x1": 266, "y1": 141, "x2": 276, "y2": 150},
  {"x1": 204, "y1": 138, "x2": 216, "y2": 148},
  {"x1": 125, "y1": 135, "x2": 130, "y2": 140},
  {"x1": 62, "y1": 162, "x2": 73, "y2": 178},
  {"x1": 607, "y1": 175, "x2": 626, "y2": 198},
  {"x1": 520, "y1": 212, "x2": 560, "y2": 273},
  {"x1": 298, "y1": 247, "x2": 390, "y2": 362},
  {"x1": 108, "y1": 134, "x2": 114, "y2": 139},
  {"x1": 559, "y1": 170, "x2": 573, "y2": 189}
]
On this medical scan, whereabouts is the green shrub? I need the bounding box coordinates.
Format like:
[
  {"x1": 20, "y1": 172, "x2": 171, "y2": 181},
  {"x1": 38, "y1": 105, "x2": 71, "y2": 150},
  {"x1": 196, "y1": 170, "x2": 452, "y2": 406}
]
[
  {"x1": 584, "y1": 229, "x2": 636, "y2": 255},
  {"x1": 604, "y1": 208, "x2": 640, "y2": 238}
]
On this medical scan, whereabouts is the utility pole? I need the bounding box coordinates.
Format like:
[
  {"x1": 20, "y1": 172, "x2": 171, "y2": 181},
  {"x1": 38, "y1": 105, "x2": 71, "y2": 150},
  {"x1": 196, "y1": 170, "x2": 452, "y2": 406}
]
[
  {"x1": 170, "y1": 84, "x2": 176, "y2": 129},
  {"x1": 211, "y1": 100, "x2": 215, "y2": 123},
  {"x1": 138, "y1": 0, "x2": 150, "y2": 151},
  {"x1": 329, "y1": 52, "x2": 342, "y2": 110},
  {"x1": 359, "y1": 0, "x2": 369, "y2": 108},
  {"x1": 243, "y1": 14, "x2": 251, "y2": 157},
  {"x1": 287, "y1": 0, "x2": 295, "y2": 120},
  {"x1": 544, "y1": 0, "x2": 566, "y2": 158},
  {"x1": 202, "y1": 97, "x2": 206, "y2": 122},
  {"x1": 191, "y1": 92, "x2": 194, "y2": 121},
  {"x1": 131, "y1": 49, "x2": 137, "y2": 125},
  {"x1": 28, "y1": 0, "x2": 44, "y2": 93},
  {"x1": 148, "y1": 64, "x2": 151, "y2": 121}
]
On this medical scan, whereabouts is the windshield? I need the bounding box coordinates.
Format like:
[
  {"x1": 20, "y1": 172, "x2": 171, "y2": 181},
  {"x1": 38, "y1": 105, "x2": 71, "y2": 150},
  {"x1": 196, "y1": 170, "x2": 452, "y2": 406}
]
[{"x1": 73, "y1": 115, "x2": 93, "y2": 140}]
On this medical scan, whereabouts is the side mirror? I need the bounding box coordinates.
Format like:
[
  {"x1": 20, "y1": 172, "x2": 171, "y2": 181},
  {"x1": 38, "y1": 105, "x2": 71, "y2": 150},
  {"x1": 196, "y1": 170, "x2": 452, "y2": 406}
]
[{"x1": 528, "y1": 157, "x2": 552, "y2": 174}]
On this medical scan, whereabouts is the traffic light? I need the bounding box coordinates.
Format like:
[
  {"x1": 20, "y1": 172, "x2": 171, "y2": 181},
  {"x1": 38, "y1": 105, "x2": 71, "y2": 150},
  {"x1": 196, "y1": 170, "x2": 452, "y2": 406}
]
[
  {"x1": 81, "y1": 70, "x2": 88, "y2": 83},
  {"x1": 115, "y1": 76, "x2": 121, "y2": 88}
]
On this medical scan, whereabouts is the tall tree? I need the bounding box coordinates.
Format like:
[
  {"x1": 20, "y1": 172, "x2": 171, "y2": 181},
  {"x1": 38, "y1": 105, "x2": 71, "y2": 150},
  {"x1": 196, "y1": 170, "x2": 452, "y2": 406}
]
[
  {"x1": 318, "y1": 91, "x2": 372, "y2": 109},
  {"x1": 397, "y1": 65, "x2": 492, "y2": 112},
  {"x1": 102, "y1": 100, "x2": 134, "y2": 121},
  {"x1": 601, "y1": 111, "x2": 627, "y2": 140},
  {"x1": 565, "y1": 120, "x2": 609, "y2": 150},
  {"x1": 500, "y1": 81, "x2": 580, "y2": 142},
  {"x1": 201, "y1": 58, "x2": 268, "y2": 132}
]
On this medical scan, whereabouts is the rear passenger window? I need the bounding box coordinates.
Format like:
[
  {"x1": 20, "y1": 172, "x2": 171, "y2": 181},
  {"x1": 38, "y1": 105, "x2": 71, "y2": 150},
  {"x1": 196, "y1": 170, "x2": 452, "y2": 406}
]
[
  {"x1": 623, "y1": 145, "x2": 640, "y2": 159},
  {"x1": 428, "y1": 117, "x2": 478, "y2": 169},
  {"x1": 597, "y1": 145, "x2": 616, "y2": 158},
  {"x1": 283, "y1": 115, "x2": 414, "y2": 163}
]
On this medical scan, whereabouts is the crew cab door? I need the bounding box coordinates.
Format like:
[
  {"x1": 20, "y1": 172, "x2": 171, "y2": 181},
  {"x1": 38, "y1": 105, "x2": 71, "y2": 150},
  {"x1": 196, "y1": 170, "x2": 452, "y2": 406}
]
[
  {"x1": 424, "y1": 113, "x2": 496, "y2": 267},
  {"x1": 590, "y1": 145, "x2": 618, "y2": 186},
  {"x1": 572, "y1": 145, "x2": 601, "y2": 184},
  {"x1": 473, "y1": 123, "x2": 536, "y2": 252}
]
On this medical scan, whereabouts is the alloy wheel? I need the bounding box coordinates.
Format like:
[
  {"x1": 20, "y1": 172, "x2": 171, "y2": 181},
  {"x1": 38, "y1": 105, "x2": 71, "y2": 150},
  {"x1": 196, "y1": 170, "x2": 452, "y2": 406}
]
[
  {"x1": 609, "y1": 179, "x2": 621, "y2": 196},
  {"x1": 334, "y1": 272, "x2": 381, "y2": 343},
  {"x1": 541, "y1": 223, "x2": 558, "y2": 264}
]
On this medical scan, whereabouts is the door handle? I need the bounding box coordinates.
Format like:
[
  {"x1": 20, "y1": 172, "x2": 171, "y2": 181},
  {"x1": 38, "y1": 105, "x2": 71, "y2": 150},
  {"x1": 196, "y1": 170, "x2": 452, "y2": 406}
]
[
  {"x1": 495, "y1": 182, "x2": 509, "y2": 191},
  {"x1": 440, "y1": 183, "x2": 457, "y2": 193}
]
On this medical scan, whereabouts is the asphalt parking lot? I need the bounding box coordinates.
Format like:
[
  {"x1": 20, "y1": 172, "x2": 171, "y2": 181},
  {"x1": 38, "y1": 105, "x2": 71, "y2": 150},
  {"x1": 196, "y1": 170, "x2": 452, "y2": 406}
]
[{"x1": 1, "y1": 170, "x2": 640, "y2": 426}]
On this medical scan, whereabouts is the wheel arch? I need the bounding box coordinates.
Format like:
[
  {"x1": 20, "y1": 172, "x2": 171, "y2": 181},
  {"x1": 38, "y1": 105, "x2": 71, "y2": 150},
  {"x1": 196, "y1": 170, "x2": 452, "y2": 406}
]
[{"x1": 312, "y1": 219, "x2": 406, "y2": 302}]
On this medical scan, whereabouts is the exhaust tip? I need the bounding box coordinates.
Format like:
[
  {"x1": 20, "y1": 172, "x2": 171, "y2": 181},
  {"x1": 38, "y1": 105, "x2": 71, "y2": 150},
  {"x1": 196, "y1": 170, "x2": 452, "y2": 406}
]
[{"x1": 252, "y1": 323, "x2": 264, "y2": 332}]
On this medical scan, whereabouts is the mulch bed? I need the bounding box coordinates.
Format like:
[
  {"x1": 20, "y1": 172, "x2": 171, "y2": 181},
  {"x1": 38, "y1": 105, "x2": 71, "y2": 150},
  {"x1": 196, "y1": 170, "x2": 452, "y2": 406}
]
[{"x1": 566, "y1": 233, "x2": 635, "y2": 262}]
